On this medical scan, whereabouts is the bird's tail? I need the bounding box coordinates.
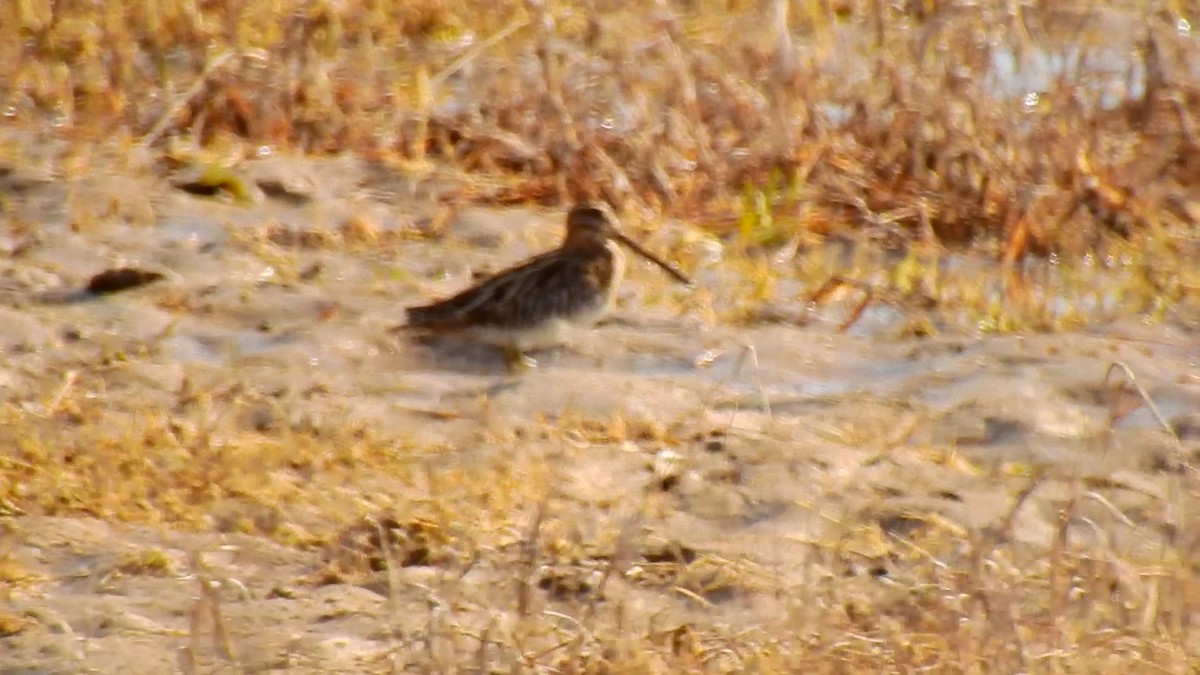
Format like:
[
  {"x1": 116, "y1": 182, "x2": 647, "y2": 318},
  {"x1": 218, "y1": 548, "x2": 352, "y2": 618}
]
[
  {"x1": 403, "y1": 304, "x2": 438, "y2": 326},
  {"x1": 394, "y1": 304, "x2": 466, "y2": 333}
]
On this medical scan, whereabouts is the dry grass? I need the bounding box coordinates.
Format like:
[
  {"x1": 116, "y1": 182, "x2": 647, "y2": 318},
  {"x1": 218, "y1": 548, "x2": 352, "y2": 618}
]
[
  {"x1": 3, "y1": 1, "x2": 1198, "y2": 248},
  {"x1": 2, "y1": 0, "x2": 1197, "y2": 332},
  {"x1": 4, "y1": 353, "x2": 1199, "y2": 671},
  {"x1": 2, "y1": 0, "x2": 1200, "y2": 671}
]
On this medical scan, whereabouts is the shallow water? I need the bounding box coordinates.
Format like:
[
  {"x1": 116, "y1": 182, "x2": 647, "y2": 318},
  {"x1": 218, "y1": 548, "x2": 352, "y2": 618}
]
[{"x1": 2, "y1": 148, "x2": 1195, "y2": 470}]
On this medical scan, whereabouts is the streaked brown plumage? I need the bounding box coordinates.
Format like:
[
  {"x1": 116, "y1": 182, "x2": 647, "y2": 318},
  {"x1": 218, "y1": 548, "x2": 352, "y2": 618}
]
[{"x1": 403, "y1": 203, "x2": 690, "y2": 368}]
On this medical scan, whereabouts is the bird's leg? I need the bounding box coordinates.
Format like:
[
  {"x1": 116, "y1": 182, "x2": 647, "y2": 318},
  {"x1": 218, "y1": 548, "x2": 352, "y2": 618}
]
[{"x1": 501, "y1": 344, "x2": 538, "y2": 372}]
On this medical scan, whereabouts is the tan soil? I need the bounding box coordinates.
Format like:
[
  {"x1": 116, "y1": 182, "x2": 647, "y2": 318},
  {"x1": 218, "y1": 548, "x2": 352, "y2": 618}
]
[{"x1": 2, "y1": 146, "x2": 1198, "y2": 672}]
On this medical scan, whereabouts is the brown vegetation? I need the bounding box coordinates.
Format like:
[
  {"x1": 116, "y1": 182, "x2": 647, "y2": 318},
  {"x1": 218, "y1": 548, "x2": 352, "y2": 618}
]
[
  {"x1": 3, "y1": 1, "x2": 1197, "y2": 254},
  {"x1": 2, "y1": 0, "x2": 1199, "y2": 672}
]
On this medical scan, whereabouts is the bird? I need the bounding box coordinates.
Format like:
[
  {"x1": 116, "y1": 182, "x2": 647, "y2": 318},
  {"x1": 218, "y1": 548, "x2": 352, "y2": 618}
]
[{"x1": 401, "y1": 203, "x2": 692, "y2": 370}]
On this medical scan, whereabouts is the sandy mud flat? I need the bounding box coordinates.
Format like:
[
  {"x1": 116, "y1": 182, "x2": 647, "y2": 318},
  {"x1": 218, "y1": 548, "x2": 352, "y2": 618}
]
[{"x1": 1, "y1": 151, "x2": 1198, "y2": 672}]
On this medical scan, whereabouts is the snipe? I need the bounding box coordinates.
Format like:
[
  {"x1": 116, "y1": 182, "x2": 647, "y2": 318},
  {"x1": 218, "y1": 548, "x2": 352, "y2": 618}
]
[{"x1": 402, "y1": 203, "x2": 691, "y2": 370}]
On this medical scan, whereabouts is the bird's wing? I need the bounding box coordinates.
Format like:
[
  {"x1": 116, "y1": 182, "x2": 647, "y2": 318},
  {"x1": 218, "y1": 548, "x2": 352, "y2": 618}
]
[{"x1": 405, "y1": 250, "x2": 609, "y2": 330}]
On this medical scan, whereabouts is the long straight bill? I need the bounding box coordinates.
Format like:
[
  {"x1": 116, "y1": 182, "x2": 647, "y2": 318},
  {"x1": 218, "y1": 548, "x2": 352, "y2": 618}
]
[{"x1": 612, "y1": 232, "x2": 693, "y2": 285}]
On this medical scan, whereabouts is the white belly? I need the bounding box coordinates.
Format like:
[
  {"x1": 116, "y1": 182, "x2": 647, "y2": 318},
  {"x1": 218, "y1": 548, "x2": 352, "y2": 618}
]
[{"x1": 470, "y1": 319, "x2": 578, "y2": 351}]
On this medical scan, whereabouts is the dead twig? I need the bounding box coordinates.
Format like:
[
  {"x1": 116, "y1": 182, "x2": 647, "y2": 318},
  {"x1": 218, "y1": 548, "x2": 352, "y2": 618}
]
[{"x1": 138, "y1": 49, "x2": 270, "y2": 151}]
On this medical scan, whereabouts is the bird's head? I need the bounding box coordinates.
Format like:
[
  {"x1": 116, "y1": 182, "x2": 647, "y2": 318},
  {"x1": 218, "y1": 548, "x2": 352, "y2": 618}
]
[{"x1": 563, "y1": 203, "x2": 618, "y2": 246}]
